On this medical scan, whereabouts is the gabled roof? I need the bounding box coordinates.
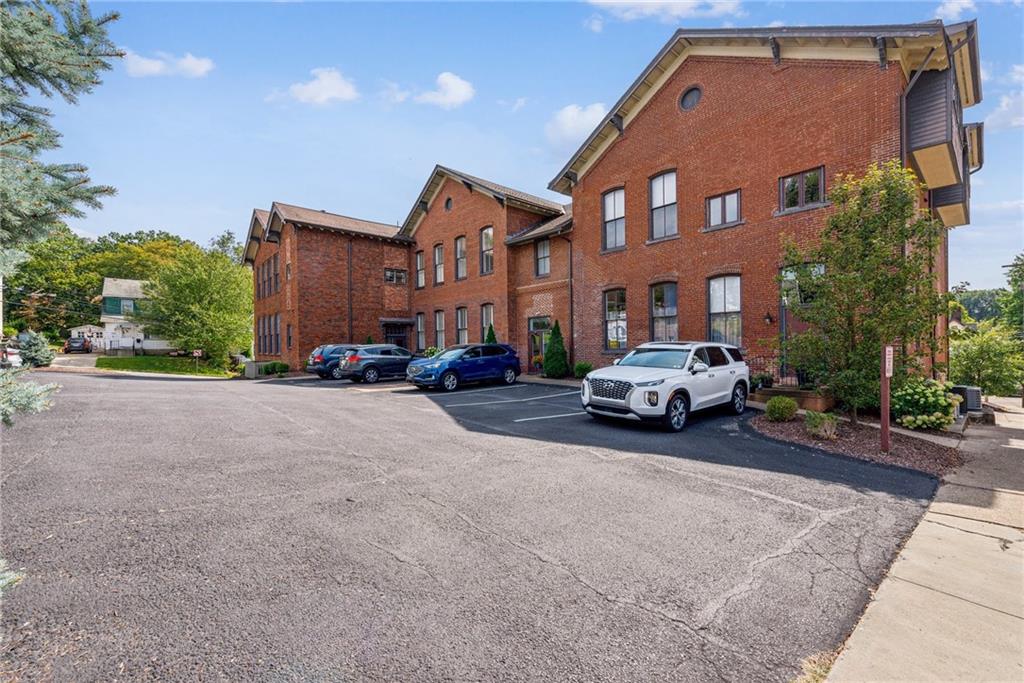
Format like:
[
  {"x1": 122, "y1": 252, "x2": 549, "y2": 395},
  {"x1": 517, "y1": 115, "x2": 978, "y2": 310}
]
[
  {"x1": 243, "y1": 202, "x2": 407, "y2": 265},
  {"x1": 400, "y1": 165, "x2": 564, "y2": 238},
  {"x1": 506, "y1": 204, "x2": 573, "y2": 245},
  {"x1": 548, "y1": 20, "x2": 983, "y2": 195},
  {"x1": 102, "y1": 277, "x2": 146, "y2": 299}
]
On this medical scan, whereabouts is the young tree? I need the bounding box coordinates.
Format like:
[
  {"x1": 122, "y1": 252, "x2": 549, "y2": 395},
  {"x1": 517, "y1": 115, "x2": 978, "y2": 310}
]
[
  {"x1": 207, "y1": 230, "x2": 244, "y2": 261},
  {"x1": 542, "y1": 320, "x2": 569, "y2": 378},
  {"x1": 998, "y1": 253, "x2": 1023, "y2": 337},
  {"x1": 131, "y1": 248, "x2": 253, "y2": 367},
  {"x1": 782, "y1": 161, "x2": 948, "y2": 423},
  {"x1": 485, "y1": 324, "x2": 497, "y2": 344},
  {"x1": 1, "y1": 0, "x2": 121, "y2": 249},
  {"x1": 950, "y1": 321, "x2": 1024, "y2": 397}
]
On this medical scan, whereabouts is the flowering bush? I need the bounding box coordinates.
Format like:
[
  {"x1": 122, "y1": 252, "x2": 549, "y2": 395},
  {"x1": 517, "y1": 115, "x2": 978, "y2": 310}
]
[
  {"x1": 423, "y1": 346, "x2": 440, "y2": 358},
  {"x1": 892, "y1": 378, "x2": 961, "y2": 430}
]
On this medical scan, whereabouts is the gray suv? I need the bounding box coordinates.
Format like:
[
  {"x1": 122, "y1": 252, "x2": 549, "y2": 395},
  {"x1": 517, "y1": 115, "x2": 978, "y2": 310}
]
[{"x1": 339, "y1": 344, "x2": 414, "y2": 384}]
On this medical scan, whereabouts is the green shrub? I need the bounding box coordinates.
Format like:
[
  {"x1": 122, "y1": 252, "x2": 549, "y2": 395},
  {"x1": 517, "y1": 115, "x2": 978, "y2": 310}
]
[
  {"x1": 260, "y1": 361, "x2": 290, "y2": 376},
  {"x1": 365, "y1": 335, "x2": 374, "y2": 344},
  {"x1": 423, "y1": 346, "x2": 440, "y2": 358},
  {"x1": 892, "y1": 377, "x2": 960, "y2": 430},
  {"x1": 765, "y1": 395, "x2": 799, "y2": 422},
  {"x1": 2, "y1": 326, "x2": 16, "y2": 340},
  {"x1": 804, "y1": 411, "x2": 839, "y2": 440},
  {"x1": 542, "y1": 321, "x2": 569, "y2": 378},
  {"x1": 574, "y1": 361, "x2": 593, "y2": 379},
  {"x1": 751, "y1": 372, "x2": 774, "y2": 390},
  {"x1": 19, "y1": 331, "x2": 55, "y2": 367}
]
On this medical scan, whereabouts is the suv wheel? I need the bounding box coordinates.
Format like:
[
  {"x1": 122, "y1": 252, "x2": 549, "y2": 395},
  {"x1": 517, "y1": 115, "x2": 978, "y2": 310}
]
[
  {"x1": 330, "y1": 366, "x2": 344, "y2": 380},
  {"x1": 363, "y1": 366, "x2": 380, "y2": 384},
  {"x1": 502, "y1": 367, "x2": 517, "y2": 385},
  {"x1": 441, "y1": 371, "x2": 459, "y2": 392},
  {"x1": 663, "y1": 394, "x2": 689, "y2": 432},
  {"x1": 731, "y1": 384, "x2": 747, "y2": 415}
]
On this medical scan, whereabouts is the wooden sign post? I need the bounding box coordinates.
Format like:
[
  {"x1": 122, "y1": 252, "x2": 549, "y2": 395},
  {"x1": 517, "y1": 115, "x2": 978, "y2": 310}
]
[
  {"x1": 881, "y1": 344, "x2": 893, "y2": 453},
  {"x1": 193, "y1": 348, "x2": 202, "y2": 372}
]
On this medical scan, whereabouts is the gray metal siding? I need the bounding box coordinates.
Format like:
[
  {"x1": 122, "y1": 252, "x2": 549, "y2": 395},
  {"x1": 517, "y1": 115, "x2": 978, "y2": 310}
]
[{"x1": 907, "y1": 69, "x2": 952, "y2": 151}]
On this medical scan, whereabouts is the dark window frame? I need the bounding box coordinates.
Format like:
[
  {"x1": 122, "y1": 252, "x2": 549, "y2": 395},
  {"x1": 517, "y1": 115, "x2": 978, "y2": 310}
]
[
  {"x1": 649, "y1": 171, "x2": 678, "y2": 241},
  {"x1": 286, "y1": 323, "x2": 292, "y2": 350},
  {"x1": 649, "y1": 282, "x2": 678, "y2": 342},
  {"x1": 535, "y1": 238, "x2": 551, "y2": 277},
  {"x1": 479, "y1": 226, "x2": 494, "y2": 275},
  {"x1": 384, "y1": 268, "x2": 408, "y2": 285},
  {"x1": 705, "y1": 189, "x2": 742, "y2": 230},
  {"x1": 602, "y1": 187, "x2": 626, "y2": 251},
  {"x1": 455, "y1": 235, "x2": 468, "y2": 280},
  {"x1": 603, "y1": 288, "x2": 627, "y2": 351},
  {"x1": 273, "y1": 254, "x2": 279, "y2": 293},
  {"x1": 779, "y1": 166, "x2": 825, "y2": 212}
]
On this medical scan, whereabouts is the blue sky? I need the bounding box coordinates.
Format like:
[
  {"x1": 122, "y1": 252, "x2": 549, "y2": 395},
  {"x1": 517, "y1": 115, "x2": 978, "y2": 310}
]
[{"x1": 49, "y1": 1, "x2": 1023, "y2": 289}]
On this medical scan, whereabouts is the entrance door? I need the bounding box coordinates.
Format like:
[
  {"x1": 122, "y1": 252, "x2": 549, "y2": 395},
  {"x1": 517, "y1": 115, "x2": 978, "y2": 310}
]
[
  {"x1": 527, "y1": 317, "x2": 551, "y2": 373},
  {"x1": 383, "y1": 324, "x2": 408, "y2": 349}
]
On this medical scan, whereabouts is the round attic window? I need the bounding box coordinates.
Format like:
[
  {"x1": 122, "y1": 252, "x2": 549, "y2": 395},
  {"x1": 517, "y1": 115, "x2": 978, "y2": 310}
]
[
  {"x1": 679, "y1": 86, "x2": 702, "y2": 111},
  {"x1": 444, "y1": 197, "x2": 453, "y2": 211}
]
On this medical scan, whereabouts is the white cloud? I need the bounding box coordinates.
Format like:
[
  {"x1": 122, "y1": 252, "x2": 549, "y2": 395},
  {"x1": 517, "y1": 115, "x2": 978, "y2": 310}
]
[
  {"x1": 414, "y1": 72, "x2": 475, "y2": 109},
  {"x1": 285, "y1": 67, "x2": 360, "y2": 105},
  {"x1": 1010, "y1": 64, "x2": 1024, "y2": 84},
  {"x1": 379, "y1": 80, "x2": 410, "y2": 104},
  {"x1": 986, "y1": 91, "x2": 1024, "y2": 129},
  {"x1": 934, "y1": 0, "x2": 976, "y2": 22},
  {"x1": 584, "y1": 14, "x2": 605, "y2": 32},
  {"x1": 588, "y1": 0, "x2": 744, "y2": 23},
  {"x1": 124, "y1": 49, "x2": 215, "y2": 78},
  {"x1": 767, "y1": 19, "x2": 785, "y2": 27},
  {"x1": 545, "y1": 103, "x2": 608, "y2": 152},
  {"x1": 499, "y1": 97, "x2": 528, "y2": 112}
]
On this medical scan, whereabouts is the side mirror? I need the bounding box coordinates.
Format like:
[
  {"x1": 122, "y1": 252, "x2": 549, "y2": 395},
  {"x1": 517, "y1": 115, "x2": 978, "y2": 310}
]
[
  {"x1": 612, "y1": 358, "x2": 620, "y2": 365},
  {"x1": 691, "y1": 362, "x2": 709, "y2": 374}
]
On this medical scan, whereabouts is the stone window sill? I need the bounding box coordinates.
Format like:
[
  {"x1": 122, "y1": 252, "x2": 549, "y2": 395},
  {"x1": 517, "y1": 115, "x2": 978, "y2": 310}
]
[
  {"x1": 701, "y1": 220, "x2": 745, "y2": 233},
  {"x1": 773, "y1": 201, "x2": 830, "y2": 218}
]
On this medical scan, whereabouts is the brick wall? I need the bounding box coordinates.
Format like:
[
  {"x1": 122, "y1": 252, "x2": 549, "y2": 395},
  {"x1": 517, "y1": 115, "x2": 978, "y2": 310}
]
[
  {"x1": 567, "y1": 56, "x2": 906, "y2": 369},
  {"x1": 508, "y1": 235, "x2": 572, "y2": 371}
]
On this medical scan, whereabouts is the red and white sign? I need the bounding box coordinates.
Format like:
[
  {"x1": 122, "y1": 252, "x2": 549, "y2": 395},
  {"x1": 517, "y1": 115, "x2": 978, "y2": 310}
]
[{"x1": 192, "y1": 349, "x2": 203, "y2": 358}]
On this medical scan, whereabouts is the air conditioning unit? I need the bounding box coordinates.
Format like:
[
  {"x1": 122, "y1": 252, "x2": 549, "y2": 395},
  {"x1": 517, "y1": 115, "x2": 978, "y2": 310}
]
[{"x1": 952, "y1": 385, "x2": 983, "y2": 414}]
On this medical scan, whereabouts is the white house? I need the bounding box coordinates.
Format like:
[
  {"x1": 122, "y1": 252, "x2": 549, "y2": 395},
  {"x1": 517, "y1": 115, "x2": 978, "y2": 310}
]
[
  {"x1": 68, "y1": 324, "x2": 105, "y2": 346},
  {"x1": 99, "y1": 278, "x2": 173, "y2": 354}
]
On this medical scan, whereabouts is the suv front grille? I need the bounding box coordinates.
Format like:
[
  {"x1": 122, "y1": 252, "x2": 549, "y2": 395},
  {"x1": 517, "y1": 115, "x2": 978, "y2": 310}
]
[
  {"x1": 408, "y1": 365, "x2": 423, "y2": 376},
  {"x1": 590, "y1": 378, "x2": 632, "y2": 401}
]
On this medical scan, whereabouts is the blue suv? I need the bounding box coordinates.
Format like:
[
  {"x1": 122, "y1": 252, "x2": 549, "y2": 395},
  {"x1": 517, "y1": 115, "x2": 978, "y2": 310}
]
[
  {"x1": 406, "y1": 344, "x2": 521, "y2": 391},
  {"x1": 306, "y1": 344, "x2": 358, "y2": 380}
]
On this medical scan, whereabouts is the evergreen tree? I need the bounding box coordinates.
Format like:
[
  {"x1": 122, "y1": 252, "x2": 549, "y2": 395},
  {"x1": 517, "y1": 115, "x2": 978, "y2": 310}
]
[
  {"x1": 19, "y1": 330, "x2": 55, "y2": 367},
  {"x1": 485, "y1": 324, "x2": 497, "y2": 344},
  {"x1": 542, "y1": 320, "x2": 569, "y2": 378},
  {"x1": 1, "y1": 0, "x2": 122, "y2": 248}
]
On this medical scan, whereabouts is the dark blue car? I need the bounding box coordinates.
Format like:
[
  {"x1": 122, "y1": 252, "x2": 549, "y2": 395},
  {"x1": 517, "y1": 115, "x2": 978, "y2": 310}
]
[
  {"x1": 306, "y1": 344, "x2": 358, "y2": 380},
  {"x1": 406, "y1": 343, "x2": 521, "y2": 391}
]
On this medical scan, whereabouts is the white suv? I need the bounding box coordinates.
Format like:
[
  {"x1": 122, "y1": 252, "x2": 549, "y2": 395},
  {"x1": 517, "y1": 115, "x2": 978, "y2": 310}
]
[{"x1": 581, "y1": 342, "x2": 749, "y2": 432}]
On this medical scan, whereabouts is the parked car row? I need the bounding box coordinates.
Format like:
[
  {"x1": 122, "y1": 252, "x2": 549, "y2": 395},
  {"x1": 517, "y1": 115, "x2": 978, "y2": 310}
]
[{"x1": 307, "y1": 342, "x2": 523, "y2": 391}]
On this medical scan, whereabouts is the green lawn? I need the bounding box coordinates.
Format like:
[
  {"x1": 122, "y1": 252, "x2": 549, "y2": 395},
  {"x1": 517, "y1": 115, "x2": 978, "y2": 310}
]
[{"x1": 95, "y1": 356, "x2": 235, "y2": 377}]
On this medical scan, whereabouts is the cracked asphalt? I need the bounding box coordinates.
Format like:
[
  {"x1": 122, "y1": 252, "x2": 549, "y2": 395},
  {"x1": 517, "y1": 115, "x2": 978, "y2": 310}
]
[{"x1": 1, "y1": 373, "x2": 935, "y2": 681}]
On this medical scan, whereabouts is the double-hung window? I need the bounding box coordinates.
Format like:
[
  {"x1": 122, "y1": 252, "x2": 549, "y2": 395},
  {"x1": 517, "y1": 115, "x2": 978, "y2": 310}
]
[
  {"x1": 480, "y1": 303, "x2": 494, "y2": 341},
  {"x1": 650, "y1": 283, "x2": 678, "y2": 342},
  {"x1": 456, "y1": 307, "x2": 468, "y2": 344},
  {"x1": 604, "y1": 289, "x2": 627, "y2": 350},
  {"x1": 706, "y1": 190, "x2": 741, "y2": 229},
  {"x1": 649, "y1": 172, "x2": 677, "y2": 240},
  {"x1": 416, "y1": 313, "x2": 426, "y2": 351},
  {"x1": 708, "y1": 276, "x2": 742, "y2": 346},
  {"x1": 455, "y1": 236, "x2": 467, "y2": 279},
  {"x1": 273, "y1": 254, "x2": 279, "y2": 293},
  {"x1": 480, "y1": 227, "x2": 494, "y2": 274},
  {"x1": 780, "y1": 167, "x2": 824, "y2": 211},
  {"x1": 384, "y1": 268, "x2": 408, "y2": 284},
  {"x1": 602, "y1": 188, "x2": 625, "y2": 250},
  {"x1": 434, "y1": 310, "x2": 445, "y2": 348},
  {"x1": 535, "y1": 238, "x2": 550, "y2": 277},
  {"x1": 415, "y1": 251, "x2": 425, "y2": 288},
  {"x1": 433, "y1": 244, "x2": 444, "y2": 284}
]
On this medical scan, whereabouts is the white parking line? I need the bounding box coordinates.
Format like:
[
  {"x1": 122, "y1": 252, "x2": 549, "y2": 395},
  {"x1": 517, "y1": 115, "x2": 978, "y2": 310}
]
[
  {"x1": 394, "y1": 384, "x2": 527, "y2": 398},
  {"x1": 513, "y1": 411, "x2": 587, "y2": 423},
  {"x1": 445, "y1": 390, "x2": 580, "y2": 408}
]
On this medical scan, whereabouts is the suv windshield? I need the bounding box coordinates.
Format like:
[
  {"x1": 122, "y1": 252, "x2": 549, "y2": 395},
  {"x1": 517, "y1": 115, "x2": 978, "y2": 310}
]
[
  {"x1": 618, "y1": 348, "x2": 690, "y2": 369},
  {"x1": 435, "y1": 347, "x2": 467, "y2": 360}
]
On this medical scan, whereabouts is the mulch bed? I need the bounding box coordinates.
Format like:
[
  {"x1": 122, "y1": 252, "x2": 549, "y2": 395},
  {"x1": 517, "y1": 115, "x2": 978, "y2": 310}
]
[{"x1": 749, "y1": 415, "x2": 965, "y2": 477}]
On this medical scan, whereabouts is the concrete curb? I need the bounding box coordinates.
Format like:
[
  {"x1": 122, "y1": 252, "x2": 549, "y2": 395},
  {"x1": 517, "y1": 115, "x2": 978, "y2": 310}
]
[{"x1": 30, "y1": 366, "x2": 231, "y2": 380}]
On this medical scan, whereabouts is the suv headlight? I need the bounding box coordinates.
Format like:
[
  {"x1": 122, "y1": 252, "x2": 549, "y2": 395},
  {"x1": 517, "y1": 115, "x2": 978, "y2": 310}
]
[{"x1": 635, "y1": 379, "x2": 665, "y2": 387}]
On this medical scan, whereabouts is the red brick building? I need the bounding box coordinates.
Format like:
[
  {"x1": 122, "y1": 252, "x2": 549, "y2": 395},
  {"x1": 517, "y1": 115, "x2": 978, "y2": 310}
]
[
  {"x1": 397, "y1": 166, "x2": 572, "y2": 372},
  {"x1": 245, "y1": 20, "x2": 982, "y2": 377},
  {"x1": 547, "y1": 20, "x2": 982, "y2": 372},
  {"x1": 243, "y1": 202, "x2": 411, "y2": 369}
]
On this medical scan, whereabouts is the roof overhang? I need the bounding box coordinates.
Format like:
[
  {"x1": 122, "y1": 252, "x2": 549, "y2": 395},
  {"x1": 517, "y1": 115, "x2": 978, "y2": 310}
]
[
  {"x1": 966, "y1": 122, "x2": 984, "y2": 172},
  {"x1": 266, "y1": 202, "x2": 410, "y2": 246},
  {"x1": 242, "y1": 209, "x2": 269, "y2": 266},
  {"x1": 400, "y1": 165, "x2": 563, "y2": 238},
  {"x1": 548, "y1": 20, "x2": 983, "y2": 195}
]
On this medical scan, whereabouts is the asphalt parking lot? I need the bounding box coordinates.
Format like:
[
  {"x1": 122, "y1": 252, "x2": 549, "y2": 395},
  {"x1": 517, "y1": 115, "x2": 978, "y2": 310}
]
[{"x1": 1, "y1": 372, "x2": 935, "y2": 681}]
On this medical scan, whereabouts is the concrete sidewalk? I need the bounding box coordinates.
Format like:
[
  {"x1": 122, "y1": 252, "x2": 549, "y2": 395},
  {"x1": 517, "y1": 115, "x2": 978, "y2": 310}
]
[{"x1": 829, "y1": 402, "x2": 1024, "y2": 682}]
